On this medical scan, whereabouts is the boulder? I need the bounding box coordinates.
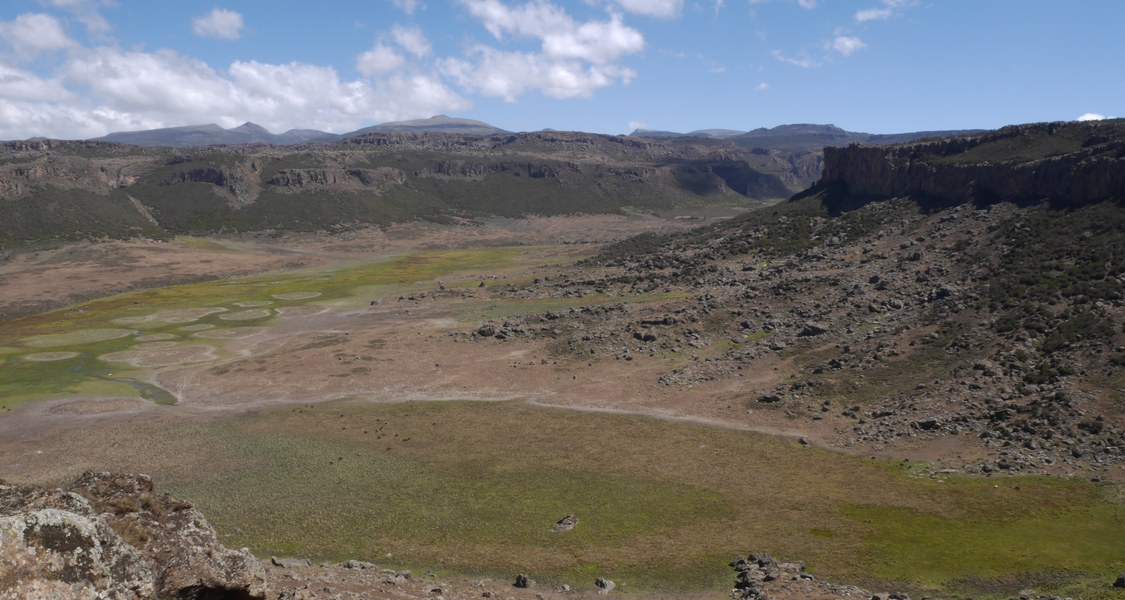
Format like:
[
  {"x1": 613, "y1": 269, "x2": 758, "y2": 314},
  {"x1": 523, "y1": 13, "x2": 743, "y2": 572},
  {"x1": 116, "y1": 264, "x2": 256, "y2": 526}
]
[
  {"x1": 0, "y1": 485, "x2": 154, "y2": 600},
  {"x1": 552, "y1": 514, "x2": 579, "y2": 532},
  {"x1": 67, "y1": 472, "x2": 267, "y2": 600},
  {"x1": 799, "y1": 321, "x2": 830, "y2": 336},
  {"x1": 0, "y1": 472, "x2": 266, "y2": 600}
]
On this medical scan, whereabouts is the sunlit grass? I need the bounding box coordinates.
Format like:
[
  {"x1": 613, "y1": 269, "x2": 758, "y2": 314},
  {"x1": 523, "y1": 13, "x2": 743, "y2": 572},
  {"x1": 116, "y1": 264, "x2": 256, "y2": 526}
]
[{"x1": 42, "y1": 399, "x2": 1122, "y2": 595}]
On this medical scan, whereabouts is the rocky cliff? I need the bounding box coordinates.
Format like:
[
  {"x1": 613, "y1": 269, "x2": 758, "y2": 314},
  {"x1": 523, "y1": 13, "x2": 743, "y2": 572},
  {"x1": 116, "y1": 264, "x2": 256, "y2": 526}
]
[
  {"x1": 0, "y1": 132, "x2": 806, "y2": 248},
  {"x1": 821, "y1": 120, "x2": 1125, "y2": 205},
  {"x1": 0, "y1": 472, "x2": 266, "y2": 600}
]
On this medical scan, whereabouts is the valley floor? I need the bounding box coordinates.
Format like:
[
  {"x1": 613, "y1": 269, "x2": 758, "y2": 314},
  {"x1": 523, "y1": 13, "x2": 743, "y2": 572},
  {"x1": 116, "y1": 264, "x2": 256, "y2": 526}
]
[{"x1": 0, "y1": 211, "x2": 1121, "y2": 599}]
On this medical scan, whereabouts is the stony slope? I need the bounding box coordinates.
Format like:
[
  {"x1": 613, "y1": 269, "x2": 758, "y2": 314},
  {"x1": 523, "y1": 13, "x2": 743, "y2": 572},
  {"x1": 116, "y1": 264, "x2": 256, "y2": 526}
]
[{"x1": 484, "y1": 120, "x2": 1125, "y2": 477}]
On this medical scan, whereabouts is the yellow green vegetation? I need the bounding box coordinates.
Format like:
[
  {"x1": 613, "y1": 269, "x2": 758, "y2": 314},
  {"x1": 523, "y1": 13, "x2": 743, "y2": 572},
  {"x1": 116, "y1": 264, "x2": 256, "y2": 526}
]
[
  {"x1": 50, "y1": 400, "x2": 1122, "y2": 596},
  {"x1": 0, "y1": 248, "x2": 531, "y2": 411}
]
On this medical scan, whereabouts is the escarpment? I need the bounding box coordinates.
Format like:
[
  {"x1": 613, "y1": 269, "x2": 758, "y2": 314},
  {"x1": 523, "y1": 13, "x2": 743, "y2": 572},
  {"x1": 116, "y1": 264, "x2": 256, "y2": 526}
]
[{"x1": 822, "y1": 120, "x2": 1125, "y2": 206}]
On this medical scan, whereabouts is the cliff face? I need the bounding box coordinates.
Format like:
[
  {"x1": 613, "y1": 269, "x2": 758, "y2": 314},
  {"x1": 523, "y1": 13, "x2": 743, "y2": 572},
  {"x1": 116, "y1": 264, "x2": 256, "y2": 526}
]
[{"x1": 821, "y1": 120, "x2": 1125, "y2": 206}]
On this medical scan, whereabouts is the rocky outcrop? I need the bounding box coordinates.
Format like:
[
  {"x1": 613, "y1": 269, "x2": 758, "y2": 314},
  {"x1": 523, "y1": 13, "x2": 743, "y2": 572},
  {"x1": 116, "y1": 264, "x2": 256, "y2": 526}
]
[
  {"x1": 266, "y1": 167, "x2": 405, "y2": 192},
  {"x1": 822, "y1": 120, "x2": 1125, "y2": 205},
  {"x1": 0, "y1": 485, "x2": 153, "y2": 599},
  {"x1": 417, "y1": 161, "x2": 580, "y2": 180},
  {"x1": 0, "y1": 472, "x2": 266, "y2": 600}
]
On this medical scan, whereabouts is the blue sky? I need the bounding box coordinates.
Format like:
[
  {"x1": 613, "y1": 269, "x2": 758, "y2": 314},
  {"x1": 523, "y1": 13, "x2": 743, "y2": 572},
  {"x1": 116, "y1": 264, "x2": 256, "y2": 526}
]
[{"x1": 0, "y1": 0, "x2": 1121, "y2": 139}]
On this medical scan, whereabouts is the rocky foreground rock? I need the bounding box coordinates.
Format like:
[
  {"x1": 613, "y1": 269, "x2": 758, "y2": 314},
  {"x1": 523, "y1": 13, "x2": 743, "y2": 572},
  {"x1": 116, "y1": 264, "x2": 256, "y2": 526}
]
[{"x1": 0, "y1": 471, "x2": 266, "y2": 600}]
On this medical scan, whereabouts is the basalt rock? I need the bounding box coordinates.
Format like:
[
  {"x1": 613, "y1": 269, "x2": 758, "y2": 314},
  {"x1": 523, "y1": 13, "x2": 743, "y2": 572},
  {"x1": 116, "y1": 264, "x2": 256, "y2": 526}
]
[{"x1": 0, "y1": 472, "x2": 266, "y2": 600}]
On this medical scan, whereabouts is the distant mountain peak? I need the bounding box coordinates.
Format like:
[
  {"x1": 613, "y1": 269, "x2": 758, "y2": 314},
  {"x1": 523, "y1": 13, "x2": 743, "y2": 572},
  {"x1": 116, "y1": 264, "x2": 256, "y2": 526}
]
[
  {"x1": 231, "y1": 122, "x2": 272, "y2": 134},
  {"x1": 344, "y1": 115, "x2": 507, "y2": 137}
]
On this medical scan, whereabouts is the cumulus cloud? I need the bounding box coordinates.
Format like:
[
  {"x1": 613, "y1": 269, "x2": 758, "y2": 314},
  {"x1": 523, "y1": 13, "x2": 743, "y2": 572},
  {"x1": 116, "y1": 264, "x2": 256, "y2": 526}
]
[
  {"x1": 855, "y1": 0, "x2": 909, "y2": 22},
  {"x1": 0, "y1": 62, "x2": 73, "y2": 102},
  {"x1": 0, "y1": 42, "x2": 469, "y2": 139},
  {"x1": 1076, "y1": 113, "x2": 1114, "y2": 121},
  {"x1": 192, "y1": 8, "x2": 244, "y2": 40},
  {"x1": 830, "y1": 35, "x2": 865, "y2": 56},
  {"x1": 0, "y1": 13, "x2": 76, "y2": 59},
  {"x1": 441, "y1": 45, "x2": 634, "y2": 101},
  {"x1": 448, "y1": 0, "x2": 643, "y2": 101},
  {"x1": 797, "y1": 0, "x2": 817, "y2": 9},
  {"x1": 459, "y1": 0, "x2": 643, "y2": 63},
  {"x1": 613, "y1": 0, "x2": 683, "y2": 18},
  {"x1": 391, "y1": 25, "x2": 432, "y2": 57},
  {"x1": 357, "y1": 43, "x2": 405, "y2": 75}
]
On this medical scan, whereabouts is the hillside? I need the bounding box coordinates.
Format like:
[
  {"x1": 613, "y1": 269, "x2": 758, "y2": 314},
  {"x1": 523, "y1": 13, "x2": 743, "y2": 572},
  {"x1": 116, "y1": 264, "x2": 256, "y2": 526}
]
[
  {"x1": 510, "y1": 119, "x2": 1125, "y2": 476},
  {"x1": 0, "y1": 132, "x2": 810, "y2": 249}
]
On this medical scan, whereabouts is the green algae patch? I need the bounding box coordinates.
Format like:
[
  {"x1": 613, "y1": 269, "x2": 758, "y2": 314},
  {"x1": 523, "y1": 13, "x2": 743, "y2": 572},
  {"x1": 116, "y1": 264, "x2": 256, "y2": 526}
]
[
  {"x1": 271, "y1": 292, "x2": 321, "y2": 300},
  {"x1": 135, "y1": 333, "x2": 178, "y2": 342},
  {"x1": 22, "y1": 328, "x2": 135, "y2": 348}
]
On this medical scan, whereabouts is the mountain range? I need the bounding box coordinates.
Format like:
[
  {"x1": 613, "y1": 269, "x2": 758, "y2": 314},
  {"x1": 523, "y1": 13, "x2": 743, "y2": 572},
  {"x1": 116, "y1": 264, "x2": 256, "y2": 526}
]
[
  {"x1": 632, "y1": 123, "x2": 985, "y2": 152},
  {"x1": 91, "y1": 115, "x2": 508, "y2": 147},
  {"x1": 88, "y1": 117, "x2": 980, "y2": 151}
]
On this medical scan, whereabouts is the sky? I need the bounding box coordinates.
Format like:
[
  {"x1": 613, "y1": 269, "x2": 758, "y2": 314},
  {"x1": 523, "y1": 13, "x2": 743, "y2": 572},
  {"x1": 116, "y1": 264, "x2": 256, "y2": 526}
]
[{"x1": 0, "y1": 0, "x2": 1121, "y2": 140}]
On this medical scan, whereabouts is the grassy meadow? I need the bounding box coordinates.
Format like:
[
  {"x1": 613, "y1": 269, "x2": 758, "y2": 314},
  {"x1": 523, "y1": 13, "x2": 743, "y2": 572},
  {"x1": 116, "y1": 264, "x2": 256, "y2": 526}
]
[{"x1": 30, "y1": 399, "x2": 1125, "y2": 597}]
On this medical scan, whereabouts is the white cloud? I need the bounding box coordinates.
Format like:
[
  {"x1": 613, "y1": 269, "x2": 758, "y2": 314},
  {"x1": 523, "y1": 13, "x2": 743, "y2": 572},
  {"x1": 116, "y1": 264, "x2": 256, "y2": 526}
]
[
  {"x1": 0, "y1": 44, "x2": 468, "y2": 138},
  {"x1": 458, "y1": 0, "x2": 643, "y2": 63},
  {"x1": 192, "y1": 8, "x2": 244, "y2": 40},
  {"x1": 855, "y1": 0, "x2": 909, "y2": 22},
  {"x1": 63, "y1": 48, "x2": 236, "y2": 115},
  {"x1": 447, "y1": 0, "x2": 643, "y2": 101},
  {"x1": 830, "y1": 35, "x2": 865, "y2": 56},
  {"x1": 392, "y1": 0, "x2": 422, "y2": 14},
  {"x1": 391, "y1": 25, "x2": 432, "y2": 57},
  {"x1": 797, "y1": 0, "x2": 817, "y2": 9},
  {"x1": 627, "y1": 120, "x2": 648, "y2": 131},
  {"x1": 542, "y1": 15, "x2": 644, "y2": 63},
  {"x1": 0, "y1": 13, "x2": 76, "y2": 59},
  {"x1": 771, "y1": 50, "x2": 818, "y2": 68},
  {"x1": 1076, "y1": 113, "x2": 1114, "y2": 121},
  {"x1": 441, "y1": 45, "x2": 634, "y2": 101},
  {"x1": 755, "y1": 82, "x2": 769, "y2": 91},
  {"x1": 356, "y1": 43, "x2": 405, "y2": 75},
  {"x1": 613, "y1": 0, "x2": 683, "y2": 18},
  {"x1": 0, "y1": 61, "x2": 73, "y2": 102},
  {"x1": 855, "y1": 7, "x2": 892, "y2": 21}
]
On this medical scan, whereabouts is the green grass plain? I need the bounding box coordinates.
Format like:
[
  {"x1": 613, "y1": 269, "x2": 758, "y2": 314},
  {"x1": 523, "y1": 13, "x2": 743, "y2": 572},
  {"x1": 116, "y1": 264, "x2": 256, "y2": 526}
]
[{"x1": 41, "y1": 399, "x2": 1124, "y2": 597}]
